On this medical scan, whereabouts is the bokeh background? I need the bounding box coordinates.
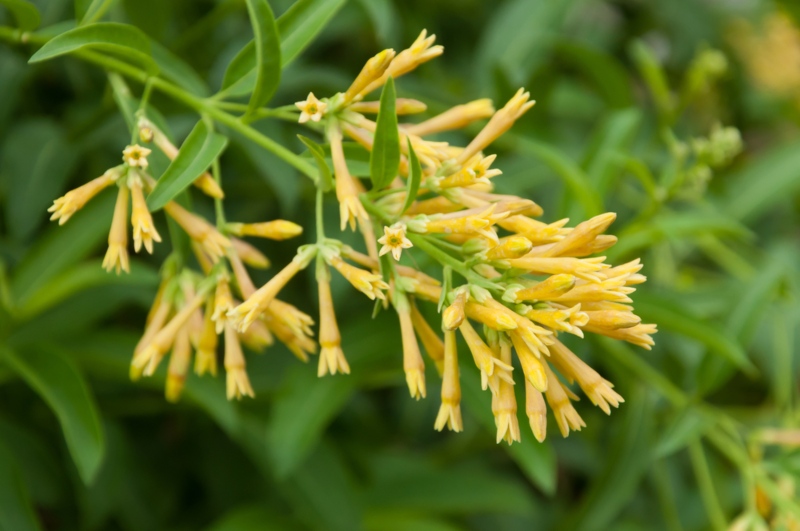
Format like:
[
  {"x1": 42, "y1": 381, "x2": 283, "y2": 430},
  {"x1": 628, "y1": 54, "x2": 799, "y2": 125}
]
[{"x1": 1, "y1": 0, "x2": 800, "y2": 530}]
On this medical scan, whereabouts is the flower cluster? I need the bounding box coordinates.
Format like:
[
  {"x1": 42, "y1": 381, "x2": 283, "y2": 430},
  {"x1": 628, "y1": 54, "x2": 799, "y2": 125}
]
[{"x1": 48, "y1": 30, "x2": 656, "y2": 443}]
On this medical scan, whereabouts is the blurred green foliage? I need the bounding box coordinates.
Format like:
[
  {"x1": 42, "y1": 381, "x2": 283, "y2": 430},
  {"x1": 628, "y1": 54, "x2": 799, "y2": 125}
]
[{"x1": 1, "y1": 0, "x2": 799, "y2": 530}]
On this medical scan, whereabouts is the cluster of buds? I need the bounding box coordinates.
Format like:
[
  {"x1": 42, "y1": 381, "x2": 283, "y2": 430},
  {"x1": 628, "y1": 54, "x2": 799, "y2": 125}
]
[{"x1": 48, "y1": 29, "x2": 656, "y2": 444}]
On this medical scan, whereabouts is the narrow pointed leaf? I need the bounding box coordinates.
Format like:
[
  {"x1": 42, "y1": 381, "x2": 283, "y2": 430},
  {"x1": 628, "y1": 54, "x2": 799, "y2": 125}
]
[
  {"x1": 1, "y1": 346, "x2": 105, "y2": 485},
  {"x1": 29, "y1": 22, "x2": 158, "y2": 74},
  {"x1": 220, "y1": 0, "x2": 345, "y2": 94},
  {"x1": 243, "y1": 0, "x2": 281, "y2": 112},
  {"x1": 0, "y1": 0, "x2": 40, "y2": 31},
  {"x1": 147, "y1": 121, "x2": 228, "y2": 211},
  {"x1": 0, "y1": 441, "x2": 42, "y2": 531},
  {"x1": 370, "y1": 76, "x2": 400, "y2": 190},
  {"x1": 400, "y1": 138, "x2": 422, "y2": 215},
  {"x1": 298, "y1": 134, "x2": 334, "y2": 191},
  {"x1": 78, "y1": 0, "x2": 114, "y2": 25}
]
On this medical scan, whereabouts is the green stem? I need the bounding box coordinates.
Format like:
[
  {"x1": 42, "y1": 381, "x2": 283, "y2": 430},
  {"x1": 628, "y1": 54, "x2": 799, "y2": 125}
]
[
  {"x1": 689, "y1": 439, "x2": 727, "y2": 531},
  {"x1": 407, "y1": 234, "x2": 497, "y2": 291},
  {"x1": 212, "y1": 159, "x2": 226, "y2": 229},
  {"x1": 315, "y1": 185, "x2": 325, "y2": 241}
]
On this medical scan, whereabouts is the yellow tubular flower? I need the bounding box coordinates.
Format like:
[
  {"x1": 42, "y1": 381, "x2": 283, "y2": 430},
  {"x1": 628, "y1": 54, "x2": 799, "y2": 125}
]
[
  {"x1": 398, "y1": 301, "x2": 426, "y2": 400},
  {"x1": 548, "y1": 340, "x2": 623, "y2": 415},
  {"x1": 227, "y1": 254, "x2": 308, "y2": 333},
  {"x1": 506, "y1": 274, "x2": 576, "y2": 303},
  {"x1": 362, "y1": 30, "x2": 443, "y2": 95},
  {"x1": 404, "y1": 99, "x2": 495, "y2": 137},
  {"x1": 409, "y1": 301, "x2": 445, "y2": 375},
  {"x1": 48, "y1": 169, "x2": 118, "y2": 224},
  {"x1": 329, "y1": 125, "x2": 369, "y2": 231},
  {"x1": 328, "y1": 255, "x2": 389, "y2": 301},
  {"x1": 224, "y1": 322, "x2": 255, "y2": 400},
  {"x1": 226, "y1": 220, "x2": 303, "y2": 240},
  {"x1": 164, "y1": 201, "x2": 231, "y2": 261},
  {"x1": 129, "y1": 173, "x2": 161, "y2": 254},
  {"x1": 343, "y1": 49, "x2": 396, "y2": 104},
  {"x1": 230, "y1": 237, "x2": 270, "y2": 269},
  {"x1": 264, "y1": 311, "x2": 317, "y2": 361},
  {"x1": 525, "y1": 379, "x2": 548, "y2": 442},
  {"x1": 485, "y1": 235, "x2": 533, "y2": 261},
  {"x1": 543, "y1": 362, "x2": 586, "y2": 437},
  {"x1": 132, "y1": 290, "x2": 173, "y2": 381},
  {"x1": 506, "y1": 256, "x2": 610, "y2": 282},
  {"x1": 492, "y1": 339, "x2": 521, "y2": 445},
  {"x1": 538, "y1": 213, "x2": 617, "y2": 258},
  {"x1": 497, "y1": 215, "x2": 569, "y2": 244},
  {"x1": 458, "y1": 320, "x2": 513, "y2": 393},
  {"x1": 465, "y1": 301, "x2": 518, "y2": 331},
  {"x1": 131, "y1": 290, "x2": 207, "y2": 377},
  {"x1": 317, "y1": 263, "x2": 350, "y2": 377},
  {"x1": 165, "y1": 326, "x2": 192, "y2": 403},
  {"x1": 442, "y1": 288, "x2": 468, "y2": 330},
  {"x1": 142, "y1": 118, "x2": 224, "y2": 199},
  {"x1": 523, "y1": 304, "x2": 588, "y2": 338},
  {"x1": 455, "y1": 88, "x2": 535, "y2": 166},
  {"x1": 434, "y1": 330, "x2": 463, "y2": 432},
  {"x1": 295, "y1": 92, "x2": 327, "y2": 123},
  {"x1": 102, "y1": 184, "x2": 130, "y2": 275},
  {"x1": 212, "y1": 274, "x2": 235, "y2": 333},
  {"x1": 350, "y1": 98, "x2": 427, "y2": 115},
  {"x1": 509, "y1": 331, "x2": 547, "y2": 392},
  {"x1": 240, "y1": 317, "x2": 274, "y2": 352},
  {"x1": 342, "y1": 247, "x2": 440, "y2": 287},
  {"x1": 194, "y1": 301, "x2": 218, "y2": 377}
]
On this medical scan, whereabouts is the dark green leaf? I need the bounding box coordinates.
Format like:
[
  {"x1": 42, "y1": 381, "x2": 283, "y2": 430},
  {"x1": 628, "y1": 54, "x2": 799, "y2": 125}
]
[
  {"x1": 11, "y1": 192, "x2": 115, "y2": 308},
  {"x1": 29, "y1": 22, "x2": 158, "y2": 74},
  {"x1": 556, "y1": 41, "x2": 634, "y2": 109},
  {"x1": 581, "y1": 108, "x2": 642, "y2": 194},
  {"x1": 1, "y1": 119, "x2": 78, "y2": 242},
  {"x1": 243, "y1": 0, "x2": 281, "y2": 112},
  {"x1": 147, "y1": 121, "x2": 228, "y2": 211},
  {"x1": 370, "y1": 77, "x2": 400, "y2": 190},
  {"x1": 655, "y1": 408, "x2": 710, "y2": 458},
  {"x1": 298, "y1": 134, "x2": 334, "y2": 191},
  {"x1": 400, "y1": 138, "x2": 422, "y2": 215},
  {"x1": 1, "y1": 346, "x2": 105, "y2": 484},
  {"x1": 150, "y1": 39, "x2": 209, "y2": 96},
  {"x1": 0, "y1": 441, "x2": 42, "y2": 531},
  {"x1": 0, "y1": 0, "x2": 40, "y2": 31}
]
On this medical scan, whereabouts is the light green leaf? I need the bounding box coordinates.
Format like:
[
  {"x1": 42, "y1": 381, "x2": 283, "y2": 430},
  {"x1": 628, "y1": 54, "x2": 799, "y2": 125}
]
[
  {"x1": 1, "y1": 346, "x2": 105, "y2": 485},
  {"x1": 28, "y1": 22, "x2": 158, "y2": 74},
  {"x1": 220, "y1": 0, "x2": 346, "y2": 94},
  {"x1": 147, "y1": 121, "x2": 228, "y2": 211},
  {"x1": 636, "y1": 294, "x2": 758, "y2": 376},
  {"x1": 298, "y1": 134, "x2": 334, "y2": 191},
  {"x1": 655, "y1": 408, "x2": 710, "y2": 458},
  {"x1": 0, "y1": 0, "x2": 40, "y2": 31},
  {"x1": 243, "y1": 0, "x2": 281, "y2": 113},
  {"x1": 11, "y1": 192, "x2": 115, "y2": 308},
  {"x1": 400, "y1": 138, "x2": 422, "y2": 215},
  {"x1": 78, "y1": 0, "x2": 114, "y2": 25},
  {"x1": 722, "y1": 138, "x2": 800, "y2": 222},
  {"x1": 370, "y1": 77, "x2": 400, "y2": 190},
  {"x1": 0, "y1": 441, "x2": 42, "y2": 531}
]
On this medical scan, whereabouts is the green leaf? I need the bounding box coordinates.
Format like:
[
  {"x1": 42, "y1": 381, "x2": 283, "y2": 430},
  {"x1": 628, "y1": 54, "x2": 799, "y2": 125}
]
[
  {"x1": 28, "y1": 22, "x2": 158, "y2": 74},
  {"x1": 243, "y1": 0, "x2": 281, "y2": 113},
  {"x1": 636, "y1": 294, "x2": 758, "y2": 376},
  {"x1": 370, "y1": 77, "x2": 400, "y2": 190},
  {"x1": 78, "y1": 0, "x2": 114, "y2": 25},
  {"x1": 1, "y1": 119, "x2": 78, "y2": 242},
  {"x1": 11, "y1": 192, "x2": 115, "y2": 308},
  {"x1": 147, "y1": 121, "x2": 228, "y2": 211},
  {"x1": 515, "y1": 136, "x2": 603, "y2": 217},
  {"x1": 655, "y1": 408, "x2": 710, "y2": 458},
  {"x1": 16, "y1": 260, "x2": 159, "y2": 320},
  {"x1": 721, "y1": 138, "x2": 800, "y2": 222},
  {"x1": 150, "y1": 39, "x2": 209, "y2": 96},
  {"x1": 555, "y1": 41, "x2": 634, "y2": 109},
  {"x1": 220, "y1": 0, "x2": 346, "y2": 94},
  {"x1": 298, "y1": 134, "x2": 334, "y2": 191},
  {"x1": 0, "y1": 441, "x2": 42, "y2": 531},
  {"x1": 207, "y1": 505, "x2": 296, "y2": 531},
  {"x1": 400, "y1": 138, "x2": 422, "y2": 215},
  {"x1": 581, "y1": 108, "x2": 641, "y2": 194},
  {"x1": 0, "y1": 0, "x2": 40, "y2": 31},
  {"x1": 1, "y1": 346, "x2": 105, "y2": 484}
]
